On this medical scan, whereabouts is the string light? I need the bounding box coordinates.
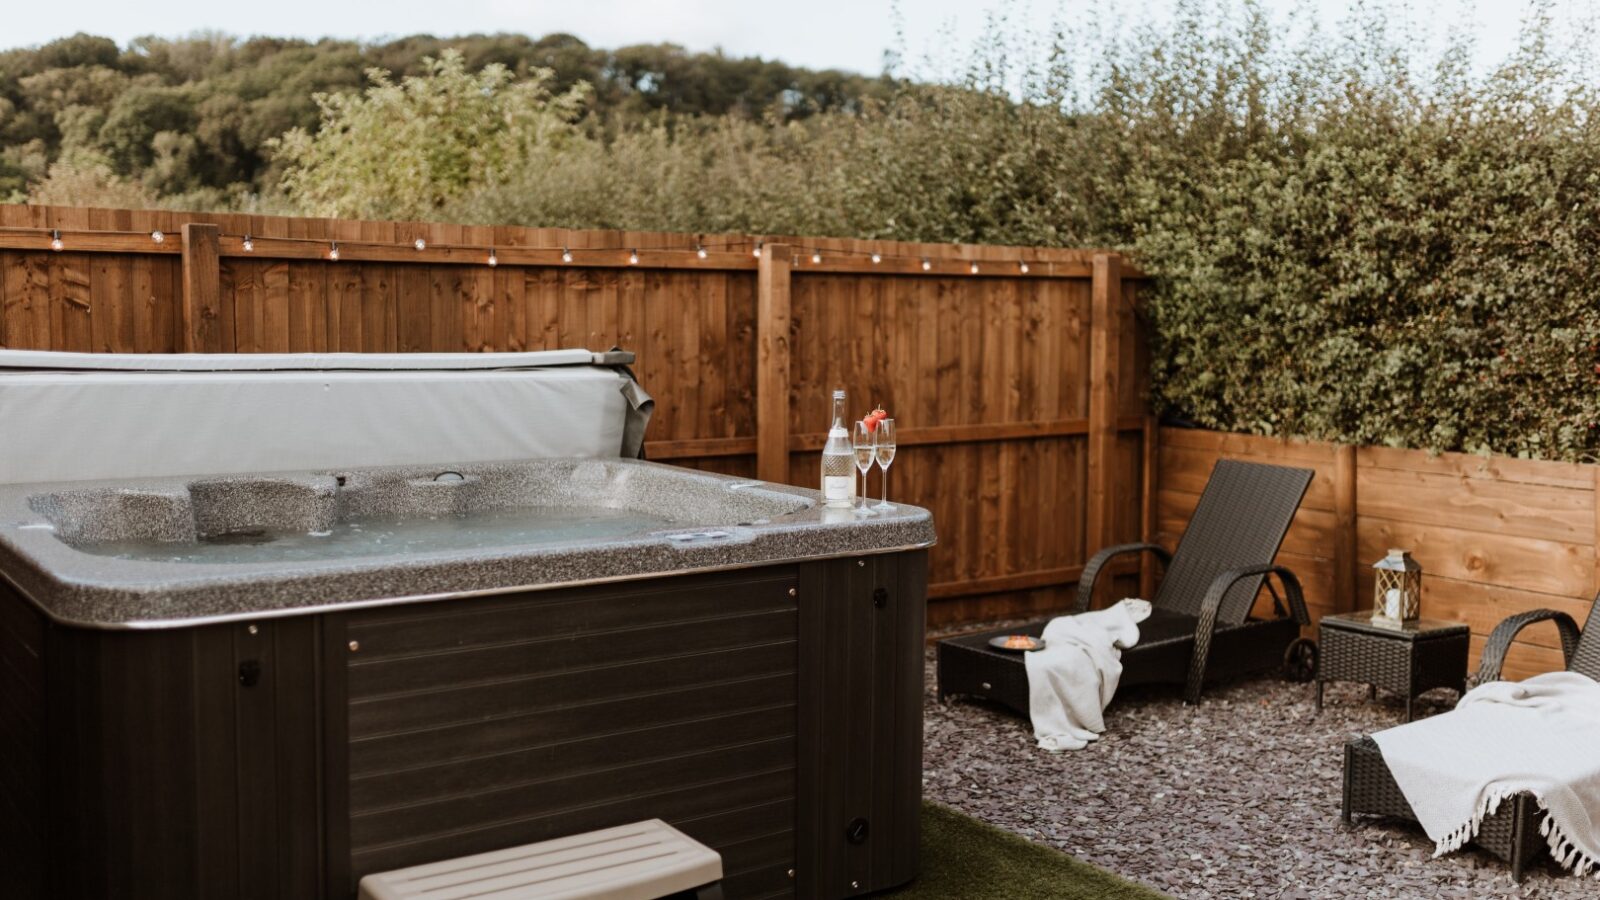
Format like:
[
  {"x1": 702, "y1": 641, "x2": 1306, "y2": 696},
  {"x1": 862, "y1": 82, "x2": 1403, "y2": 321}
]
[{"x1": 10, "y1": 226, "x2": 1059, "y2": 277}]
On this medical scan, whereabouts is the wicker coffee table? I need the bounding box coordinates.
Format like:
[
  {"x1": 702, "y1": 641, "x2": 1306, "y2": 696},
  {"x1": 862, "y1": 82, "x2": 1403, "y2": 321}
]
[{"x1": 1316, "y1": 613, "x2": 1469, "y2": 721}]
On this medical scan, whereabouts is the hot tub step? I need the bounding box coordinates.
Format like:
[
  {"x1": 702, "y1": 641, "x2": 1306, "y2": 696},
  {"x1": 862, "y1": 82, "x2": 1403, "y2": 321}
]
[{"x1": 356, "y1": 818, "x2": 724, "y2": 900}]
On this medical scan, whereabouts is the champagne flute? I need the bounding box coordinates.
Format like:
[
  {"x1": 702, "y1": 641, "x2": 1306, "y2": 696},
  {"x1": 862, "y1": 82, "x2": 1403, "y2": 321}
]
[
  {"x1": 851, "y1": 420, "x2": 877, "y2": 516},
  {"x1": 874, "y1": 418, "x2": 896, "y2": 511}
]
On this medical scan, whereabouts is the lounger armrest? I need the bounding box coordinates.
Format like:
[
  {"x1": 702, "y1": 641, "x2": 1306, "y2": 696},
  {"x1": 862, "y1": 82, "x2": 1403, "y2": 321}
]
[
  {"x1": 1074, "y1": 542, "x2": 1172, "y2": 613},
  {"x1": 1477, "y1": 609, "x2": 1582, "y2": 685},
  {"x1": 1184, "y1": 564, "x2": 1307, "y2": 705}
]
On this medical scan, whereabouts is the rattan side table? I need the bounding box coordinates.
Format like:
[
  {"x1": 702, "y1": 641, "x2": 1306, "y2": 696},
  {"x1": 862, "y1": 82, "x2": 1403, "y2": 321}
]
[{"x1": 1316, "y1": 613, "x2": 1469, "y2": 721}]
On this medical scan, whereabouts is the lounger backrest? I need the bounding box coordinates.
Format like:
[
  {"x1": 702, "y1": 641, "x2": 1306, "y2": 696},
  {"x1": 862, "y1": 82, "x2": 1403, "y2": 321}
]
[
  {"x1": 1155, "y1": 459, "x2": 1314, "y2": 623},
  {"x1": 1571, "y1": 601, "x2": 1600, "y2": 680}
]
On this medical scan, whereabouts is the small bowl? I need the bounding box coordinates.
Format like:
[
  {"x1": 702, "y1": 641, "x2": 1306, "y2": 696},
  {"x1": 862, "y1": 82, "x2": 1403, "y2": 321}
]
[{"x1": 988, "y1": 634, "x2": 1046, "y2": 652}]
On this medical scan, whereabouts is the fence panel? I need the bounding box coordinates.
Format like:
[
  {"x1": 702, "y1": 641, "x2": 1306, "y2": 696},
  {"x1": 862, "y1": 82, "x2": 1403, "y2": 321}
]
[{"x1": 0, "y1": 203, "x2": 1151, "y2": 627}]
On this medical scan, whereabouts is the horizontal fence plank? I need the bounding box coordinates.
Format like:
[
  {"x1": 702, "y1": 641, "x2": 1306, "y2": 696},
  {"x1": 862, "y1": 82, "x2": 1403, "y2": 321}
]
[
  {"x1": 1160, "y1": 427, "x2": 1341, "y2": 464},
  {"x1": 1357, "y1": 464, "x2": 1594, "y2": 544},
  {"x1": 0, "y1": 227, "x2": 1135, "y2": 278},
  {"x1": 1158, "y1": 443, "x2": 1337, "y2": 511},
  {"x1": 1158, "y1": 490, "x2": 1339, "y2": 561},
  {"x1": 1472, "y1": 634, "x2": 1567, "y2": 683},
  {"x1": 787, "y1": 416, "x2": 1144, "y2": 452},
  {"x1": 1356, "y1": 517, "x2": 1593, "y2": 599},
  {"x1": 1358, "y1": 444, "x2": 1593, "y2": 490},
  {"x1": 929, "y1": 565, "x2": 1081, "y2": 601},
  {"x1": 647, "y1": 438, "x2": 757, "y2": 460},
  {"x1": 1353, "y1": 570, "x2": 1594, "y2": 653}
]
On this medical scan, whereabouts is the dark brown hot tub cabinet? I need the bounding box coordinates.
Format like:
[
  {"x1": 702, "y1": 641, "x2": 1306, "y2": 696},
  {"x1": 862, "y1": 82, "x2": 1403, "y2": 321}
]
[{"x1": 0, "y1": 552, "x2": 927, "y2": 900}]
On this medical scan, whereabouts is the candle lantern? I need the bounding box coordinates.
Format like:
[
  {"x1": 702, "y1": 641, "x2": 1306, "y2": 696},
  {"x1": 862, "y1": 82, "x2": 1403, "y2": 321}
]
[{"x1": 1371, "y1": 548, "x2": 1422, "y2": 626}]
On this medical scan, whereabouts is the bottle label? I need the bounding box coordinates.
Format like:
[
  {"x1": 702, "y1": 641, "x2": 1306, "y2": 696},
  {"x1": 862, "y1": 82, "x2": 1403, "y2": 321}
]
[{"x1": 823, "y1": 475, "x2": 852, "y2": 502}]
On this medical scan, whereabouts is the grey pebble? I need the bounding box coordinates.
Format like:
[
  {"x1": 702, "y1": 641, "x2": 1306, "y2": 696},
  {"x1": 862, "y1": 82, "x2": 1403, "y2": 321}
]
[{"x1": 922, "y1": 627, "x2": 1582, "y2": 899}]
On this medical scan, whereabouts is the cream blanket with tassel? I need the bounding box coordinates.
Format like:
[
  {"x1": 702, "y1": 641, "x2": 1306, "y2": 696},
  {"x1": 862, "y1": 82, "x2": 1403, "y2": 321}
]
[
  {"x1": 1024, "y1": 598, "x2": 1151, "y2": 751},
  {"x1": 1371, "y1": 671, "x2": 1600, "y2": 877}
]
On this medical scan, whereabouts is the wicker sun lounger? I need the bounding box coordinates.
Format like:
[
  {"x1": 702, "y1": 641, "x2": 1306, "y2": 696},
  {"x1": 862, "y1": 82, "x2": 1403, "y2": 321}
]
[
  {"x1": 937, "y1": 459, "x2": 1317, "y2": 713},
  {"x1": 1342, "y1": 595, "x2": 1600, "y2": 882}
]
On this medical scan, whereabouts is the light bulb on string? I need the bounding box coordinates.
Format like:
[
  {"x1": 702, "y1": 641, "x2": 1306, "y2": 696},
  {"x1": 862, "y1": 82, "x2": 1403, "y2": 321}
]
[
  {"x1": 628, "y1": 249, "x2": 640, "y2": 265},
  {"x1": 1020, "y1": 261, "x2": 1030, "y2": 274},
  {"x1": 870, "y1": 253, "x2": 882, "y2": 264},
  {"x1": 414, "y1": 238, "x2": 426, "y2": 251},
  {"x1": 328, "y1": 242, "x2": 340, "y2": 261},
  {"x1": 49, "y1": 230, "x2": 63, "y2": 252},
  {"x1": 151, "y1": 230, "x2": 165, "y2": 244},
  {"x1": 752, "y1": 243, "x2": 762, "y2": 259},
  {"x1": 969, "y1": 262, "x2": 980, "y2": 274},
  {"x1": 810, "y1": 250, "x2": 822, "y2": 264},
  {"x1": 920, "y1": 258, "x2": 931, "y2": 272},
  {"x1": 487, "y1": 249, "x2": 498, "y2": 267},
  {"x1": 696, "y1": 245, "x2": 708, "y2": 259},
  {"x1": 561, "y1": 247, "x2": 573, "y2": 263},
  {"x1": 242, "y1": 234, "x2": 254, "y2": 252}
]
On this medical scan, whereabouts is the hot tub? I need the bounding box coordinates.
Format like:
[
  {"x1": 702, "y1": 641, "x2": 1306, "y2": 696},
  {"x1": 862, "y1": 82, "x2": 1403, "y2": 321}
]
[{"x1": 0, "y1": 351, "x2": 933, "y2": 900}]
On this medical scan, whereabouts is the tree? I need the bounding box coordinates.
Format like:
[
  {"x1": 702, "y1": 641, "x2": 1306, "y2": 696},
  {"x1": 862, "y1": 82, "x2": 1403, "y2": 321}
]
[{"x1": 270, "y1": 50, "x2": 590, "y2": 220}]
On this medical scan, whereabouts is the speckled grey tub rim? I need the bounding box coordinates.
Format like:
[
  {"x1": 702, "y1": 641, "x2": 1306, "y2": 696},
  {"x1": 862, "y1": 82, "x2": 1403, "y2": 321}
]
[{"x1": 0, "y1": 457, "x2": 936, "y2": 631}]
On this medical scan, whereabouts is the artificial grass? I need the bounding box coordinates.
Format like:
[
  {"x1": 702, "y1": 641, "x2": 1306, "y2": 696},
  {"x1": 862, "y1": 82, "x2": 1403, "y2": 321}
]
[{"x1": 886, "y1": 802, "x2": 1170, "y2": 899}]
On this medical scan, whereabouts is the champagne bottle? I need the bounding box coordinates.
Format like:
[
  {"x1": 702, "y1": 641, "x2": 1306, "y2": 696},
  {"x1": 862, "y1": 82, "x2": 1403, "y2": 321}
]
[{"x1": 820, "y1": 389, "x2": 854, "y2": 508}]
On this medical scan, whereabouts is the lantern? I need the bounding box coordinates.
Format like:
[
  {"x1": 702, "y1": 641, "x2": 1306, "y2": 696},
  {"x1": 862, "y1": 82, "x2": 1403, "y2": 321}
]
[{"x1": 1372, "y1": 548, "x2": 1422, "y2": 626}]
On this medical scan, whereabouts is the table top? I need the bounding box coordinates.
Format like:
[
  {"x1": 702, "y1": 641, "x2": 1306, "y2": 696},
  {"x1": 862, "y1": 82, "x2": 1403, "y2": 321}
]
[{"x1": 1320, "y1": 612, "x2": 1469, "y2": 641}]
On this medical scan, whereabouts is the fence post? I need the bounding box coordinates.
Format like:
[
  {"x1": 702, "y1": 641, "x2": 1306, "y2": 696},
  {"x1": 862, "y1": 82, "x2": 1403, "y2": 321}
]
[
  {"x1": 1140, "y1": 414, "x2": 1160, "y2": 600},
  {"x1": 756, "y1": 243, "x2": 793, "y2": 485},
  {"x1": 1084, "y1": 252, "x2": 1122, "y2": 607},
  {"x1": 1334, "y1": 444, "x2": 1358, "y2": 617},
  {"x1": 1594, "y1": 467, "x2": 1600, "y2": 599},
  {"x1": 180, "y1": 223, "x2": 222, "y2": 353}
]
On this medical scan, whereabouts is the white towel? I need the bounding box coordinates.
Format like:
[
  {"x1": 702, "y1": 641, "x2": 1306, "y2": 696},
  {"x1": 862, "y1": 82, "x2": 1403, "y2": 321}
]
[
  {"x1": 1371, "y1": 670, "x2": 1600, "y2": 876},
  {"x1": 1024, "y1": 599, "x2": 1151, "y2": 751}
]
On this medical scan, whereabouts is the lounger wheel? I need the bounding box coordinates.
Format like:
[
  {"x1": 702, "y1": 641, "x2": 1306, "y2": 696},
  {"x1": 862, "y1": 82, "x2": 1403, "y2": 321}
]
[{"x1": 1282, "y1": 637, "x2": 1318, "y2": 682}]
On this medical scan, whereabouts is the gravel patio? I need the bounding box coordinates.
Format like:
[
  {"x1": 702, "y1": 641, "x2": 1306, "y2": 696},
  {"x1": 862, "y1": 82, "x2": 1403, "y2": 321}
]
[{"x1": 922, "y1": 641, "x2": 1593, "y2": 899}]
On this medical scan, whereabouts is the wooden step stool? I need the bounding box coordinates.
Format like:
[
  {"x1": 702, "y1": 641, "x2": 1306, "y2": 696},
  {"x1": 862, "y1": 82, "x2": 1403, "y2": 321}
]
[{"x1": 357, "y1": 819, "x2": 724, "y2": 900}]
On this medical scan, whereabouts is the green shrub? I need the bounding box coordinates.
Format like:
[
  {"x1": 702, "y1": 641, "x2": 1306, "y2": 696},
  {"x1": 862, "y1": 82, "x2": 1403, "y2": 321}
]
[{"x1": 444, "y1": 0, "x2": 1600, "y2": 461}]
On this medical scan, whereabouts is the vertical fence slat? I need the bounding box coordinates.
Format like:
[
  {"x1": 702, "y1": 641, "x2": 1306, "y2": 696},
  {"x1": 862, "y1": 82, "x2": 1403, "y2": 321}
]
[
  {"x1": 756, "y1": 243, "x2": 793, "y2": 485},
  {"x1": 180, "y1": 223, "x2": 222, "y2": 352},
  {"x1": 1085, "y1": 253, "x2": 1122, "y2": 605},
  {"x1": 1334, "y1": 444, "x2": 1358, "y2": 613},
  {"x1": 1140, "y1": 414, "x2": 1159, "y2": 600},
  {"x1": 1593, "y1": 467, "x2": 1600, "y2": 599}
]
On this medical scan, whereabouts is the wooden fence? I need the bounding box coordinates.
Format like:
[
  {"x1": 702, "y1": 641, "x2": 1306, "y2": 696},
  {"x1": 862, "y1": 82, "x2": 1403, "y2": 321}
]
[
  {"x1": 1159, "y1": 427, "x2": 1597, "y2": 681},
  {"x1": 0, "y1": 204, "x2": 1154, "y2": 627}
]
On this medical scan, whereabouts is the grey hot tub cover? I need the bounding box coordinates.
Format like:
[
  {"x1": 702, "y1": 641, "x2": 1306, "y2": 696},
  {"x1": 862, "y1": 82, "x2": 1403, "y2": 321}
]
[{"x1": 0, "y1": 348, "x2": 653, "y2": 484}]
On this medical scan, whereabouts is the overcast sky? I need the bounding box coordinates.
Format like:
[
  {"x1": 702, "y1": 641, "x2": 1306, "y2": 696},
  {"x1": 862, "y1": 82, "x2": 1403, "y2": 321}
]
[{"x1": 1, "y1": 1, "x2": 1581, "y2": 75}]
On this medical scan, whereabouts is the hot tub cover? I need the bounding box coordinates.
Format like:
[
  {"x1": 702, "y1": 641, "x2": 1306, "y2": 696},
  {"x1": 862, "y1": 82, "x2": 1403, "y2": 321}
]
[{"x1": 0, "y1": 349, "x2": 653, "y2": 484}]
